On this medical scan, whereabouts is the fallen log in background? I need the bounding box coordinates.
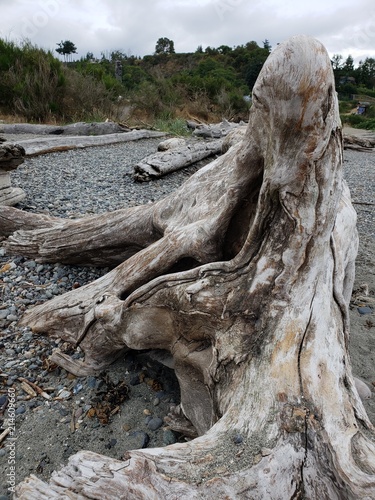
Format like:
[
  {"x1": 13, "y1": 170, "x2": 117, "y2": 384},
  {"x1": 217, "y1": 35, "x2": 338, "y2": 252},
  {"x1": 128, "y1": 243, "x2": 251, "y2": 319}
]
[
  {"x1": 192, "y1": 118, "x2": 245, "y2": 138},
  {"x1": 6, "y1": 129, "x2": 166, "y2": 156},
  {"x1": 343, "y1": 133, "x2": 375, "y2": 152},
  {"x1": 133, "y1": 138, "x2": 222, "y2": 181},
  {"x1": 0, "y1": 121, "x2": 129, "y2": 136}
]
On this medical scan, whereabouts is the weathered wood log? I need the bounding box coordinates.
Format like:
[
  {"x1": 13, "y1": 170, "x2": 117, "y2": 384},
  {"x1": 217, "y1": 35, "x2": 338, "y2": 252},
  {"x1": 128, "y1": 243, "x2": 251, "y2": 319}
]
[
  {"x1": 0, "y1": 121, "x2": 130, "y2": 136},
  {"x1": 192, "y1": 119, "x2": 244, "y2": 138},
  {"x1": 6, "y1": 35, "x2": 375, "y2": 499},
  {"x1": 0, "y1": 144, "x2": 26, "y2": 206},
  {"x1": 133, "y1": 138, "x2": 222, "y2": 181},
  {"x1": 343, "y1": 133, "x2": 375, "y2": 152},
  {"x1": 6, "y1": 129, "x2": 166, "y2": 156}
]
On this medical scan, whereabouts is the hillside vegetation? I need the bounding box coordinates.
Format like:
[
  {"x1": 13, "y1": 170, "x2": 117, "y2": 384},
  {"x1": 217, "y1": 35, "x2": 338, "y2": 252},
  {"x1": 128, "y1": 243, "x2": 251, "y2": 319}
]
[
  {"x1": 0, "y1": 38, "x2": 269, "y2": 125},
  {"x1": 1, "y1": 37, "x2": 375, "y2": 129}
]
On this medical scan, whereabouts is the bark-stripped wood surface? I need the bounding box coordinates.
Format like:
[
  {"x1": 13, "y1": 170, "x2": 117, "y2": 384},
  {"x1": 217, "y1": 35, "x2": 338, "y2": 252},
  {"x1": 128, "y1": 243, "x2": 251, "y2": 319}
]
[
  {"x1": 3, "y1": 35, "x2": 374, "y2": 499},
  {"x1": 0, "y1": 121, "x2": 129, "y2": 136},
  {"x1": 5, "y1": 129, "x2": 166, "y2": 156},
  {"x1": 133, "y1": 138, "x2": 222, "y2": 181}
]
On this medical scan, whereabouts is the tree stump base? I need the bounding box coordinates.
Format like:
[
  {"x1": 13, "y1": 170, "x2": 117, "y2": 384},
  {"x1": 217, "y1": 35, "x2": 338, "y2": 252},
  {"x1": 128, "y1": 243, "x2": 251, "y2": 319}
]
[{"x1": 2, "y1": 35, "x2": 374, "y2": 499}]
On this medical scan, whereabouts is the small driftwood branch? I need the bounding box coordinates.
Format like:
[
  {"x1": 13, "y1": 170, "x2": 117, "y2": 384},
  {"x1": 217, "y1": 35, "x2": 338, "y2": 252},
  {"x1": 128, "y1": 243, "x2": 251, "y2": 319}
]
[{"x1": 0, "y1": 428, "x2": 10, "y2": 444}]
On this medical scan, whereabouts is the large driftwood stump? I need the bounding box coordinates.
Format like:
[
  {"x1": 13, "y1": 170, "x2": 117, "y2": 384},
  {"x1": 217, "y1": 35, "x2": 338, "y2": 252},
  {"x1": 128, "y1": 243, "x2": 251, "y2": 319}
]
[{"x1": 3, "y1": 35, "x2": 375, "y2": 499}]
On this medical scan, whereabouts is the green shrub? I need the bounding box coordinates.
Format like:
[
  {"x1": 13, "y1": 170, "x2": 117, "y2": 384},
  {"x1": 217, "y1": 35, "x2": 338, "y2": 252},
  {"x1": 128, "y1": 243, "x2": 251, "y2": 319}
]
[
  {"x1": 153, "y1": 116, "x2": 190, "y2": 136},
  {"x1": 0, "y1": 38, "x2": 118, "y2": 122}
]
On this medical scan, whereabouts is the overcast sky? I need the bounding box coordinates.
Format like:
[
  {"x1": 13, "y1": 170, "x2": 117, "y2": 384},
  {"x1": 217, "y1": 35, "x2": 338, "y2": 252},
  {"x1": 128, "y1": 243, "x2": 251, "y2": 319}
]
[{"x1": 1, "y1": 0, "x2": 375, "y2": 64}]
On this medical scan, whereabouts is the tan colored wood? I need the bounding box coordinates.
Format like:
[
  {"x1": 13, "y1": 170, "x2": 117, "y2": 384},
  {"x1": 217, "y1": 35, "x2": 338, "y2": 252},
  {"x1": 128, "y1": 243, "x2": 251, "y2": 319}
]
[{"x1": 8, "y1": 35, "x2": 375, "y2": 499}]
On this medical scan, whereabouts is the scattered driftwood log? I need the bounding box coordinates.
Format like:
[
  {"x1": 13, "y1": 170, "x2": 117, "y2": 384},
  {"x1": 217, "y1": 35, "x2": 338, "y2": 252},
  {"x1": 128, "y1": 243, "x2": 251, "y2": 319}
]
[
  {"x1": 192, "y1": 119, "x2": 245, "y2": 138},
  {"x1": 5, "y1": 129, "x2": 166, "y2": 157},
  {"x1": 3, "y1": 35, "x2": 375, "y2": 498},
  {"x1": 0, "y1": 121, "x2": 130, "y2": 136},
  {"x1": 0, "y1": 144, "x2": 26, "y2": 206},
  {"x1": 133, "y1": 138, "x2": 222, "y2": 181},
  {"x1": 343, "y1": 133, "x2": 375, "y2": 152}
]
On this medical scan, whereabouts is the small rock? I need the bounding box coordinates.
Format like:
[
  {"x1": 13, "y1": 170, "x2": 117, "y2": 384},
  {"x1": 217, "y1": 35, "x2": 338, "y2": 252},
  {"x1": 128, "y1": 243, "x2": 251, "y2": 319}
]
[
  {"x1": 15, "y1": 405, "x2": 26, "y2": 415},
  {"x1": 6, "y1": 314, "x2": 18, "y2": 322},
  {"x1": 127, "y1": 431, "x2": 150, "y2": 449},
  {"x1": 163, "y1": 429, "x2": 177, "y2": 445},
  {"x1": 147, "y1": 417, "x2": 163, "y2": 431},
  {"x1": 57, "y1": 389, "x2": 72, "y2": 400},
  {"x1": 354, "y1": 377, "x2": 372, "y2": 400},
  {"x1": 4, "y1": 360, "x2": 18, "y2": 369},
  {"x1": 0, "y1": 309, "x2": 10, "y2": 320},
  {"x1": 130, "y1": 374, "x2": 141, "y2": 386},
  {"x1": 357, "y1": 306, "x2": 373, "y2": 315},
  {"x1": 233, "y1": 433, "x2": 243, "y2": 444}
]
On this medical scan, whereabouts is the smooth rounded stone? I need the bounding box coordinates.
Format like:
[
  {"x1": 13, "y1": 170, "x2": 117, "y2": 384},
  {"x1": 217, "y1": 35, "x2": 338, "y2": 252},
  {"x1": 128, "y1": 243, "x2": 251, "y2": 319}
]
[
  {"x1": 357, "y1": 306, "x2": 373, "y2": 315},
  {"x1": 6, "y1": 314, "x2": 18, "y2": 322},
  {"x1": 24, "y1": 260, "x2": 37, "y2": 269},
  {"x1": 105, "y1": 438, "x2": 117, "y2": 449},
  {"x1": 5, "y1": 348, "x2": 16, "y2": 356},
  {"x1": 354, "y1": 377, "x2": 372, "y2": 400},
  {"x1": 15, "y1": 405, "x2": 26, "y2": 415},
  {"x1": 0, "y1": 395, "x2": 7, "y2": 407},
  {"x1": 130, "y1": 374, "x2": 141, "y2": 386},
  {"x1": 0, "y1": 309, "x2": 10, "y2": 319},
  {"x1": 233, "y1": 433, "x2": 243, "y2": 444},
  {"x1": 147, "y1": 417, "x2": 163, "y2": 431},
  {"x1": 87, "y1": 376, "x2": 97, "y2": 389},
  {"x1": 127, "y1": 431, "x2": 150, "y2": 450},
  {"x1": 163, "y1": 429, "x2": 177, "y2": 446},
  {"x1": 4, "y1": 360, "x2": 18, "y2": 369}
]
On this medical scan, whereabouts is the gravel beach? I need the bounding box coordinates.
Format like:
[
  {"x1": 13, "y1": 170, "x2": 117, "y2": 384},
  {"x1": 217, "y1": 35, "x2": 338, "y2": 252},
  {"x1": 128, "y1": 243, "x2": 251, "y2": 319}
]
[{"x1": 0, "y1": 135, "x2": 374, "y2": 496}]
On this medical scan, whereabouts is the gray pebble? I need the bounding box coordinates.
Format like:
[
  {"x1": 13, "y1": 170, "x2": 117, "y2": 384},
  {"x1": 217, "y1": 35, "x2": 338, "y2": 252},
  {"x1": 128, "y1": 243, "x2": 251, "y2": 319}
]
[
  {"x1": 358, "y1": 306, "x2": 373, "y2": 315},
  {"x1": 0, "y1": 309, "x2": 10, "y2": 319},
  {"x1": 127, "y1": 431, "x2": 150, "y2": 449},
  {"x1": 163, "y1": 429, "x2": 177, "y2": 445},
  {"x1": 15, "y1": 405, "x2": 26, "y2": 415},
  {"x1": 147, "y1": 417, "x2": 163, "y2": 431}
]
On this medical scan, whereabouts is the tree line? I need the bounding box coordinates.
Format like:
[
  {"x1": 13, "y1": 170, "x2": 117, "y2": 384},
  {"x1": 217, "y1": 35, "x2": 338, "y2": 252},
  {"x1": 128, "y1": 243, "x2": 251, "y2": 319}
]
[{"x1": 1, "y1": 36, "x2": 375, "y2": 125}]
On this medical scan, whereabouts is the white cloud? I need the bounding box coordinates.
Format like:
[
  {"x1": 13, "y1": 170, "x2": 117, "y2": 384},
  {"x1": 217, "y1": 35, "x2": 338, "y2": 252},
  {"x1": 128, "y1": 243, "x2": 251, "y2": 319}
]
[{"x1": 0, "y1": 0, "x2": 374, "y2": 63}]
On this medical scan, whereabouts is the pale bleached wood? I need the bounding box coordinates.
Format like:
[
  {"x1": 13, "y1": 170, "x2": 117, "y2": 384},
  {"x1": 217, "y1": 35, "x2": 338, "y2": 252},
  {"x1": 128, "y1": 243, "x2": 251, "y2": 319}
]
[
  {"x1": 10, "y1": 35, "x2": 375, "y2": 499},
  {"x1": 7, "y1": 129, "x2": 166, "y2": 156},
  {"x1": 133, "y1": 139, "x2": 223, "y2": 181},
  {"x1": 0, "y1": 121, "x2": 129, "y2": 136}
]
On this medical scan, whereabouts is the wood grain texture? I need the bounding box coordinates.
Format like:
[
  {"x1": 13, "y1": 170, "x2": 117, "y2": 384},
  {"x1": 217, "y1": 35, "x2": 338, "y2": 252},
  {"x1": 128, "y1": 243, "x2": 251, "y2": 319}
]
[{"x1": 10, "y1": 35, "x2": 375, "y2": 499}]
